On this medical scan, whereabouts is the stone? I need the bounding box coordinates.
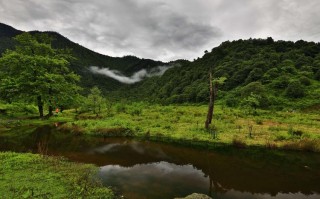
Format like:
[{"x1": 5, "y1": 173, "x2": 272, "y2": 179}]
[{"x1": 175, "y1": 193, "x2": 212, "y2": 199}]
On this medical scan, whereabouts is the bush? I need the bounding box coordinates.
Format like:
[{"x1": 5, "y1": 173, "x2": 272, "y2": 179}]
[
  {"x1": 272, "y1": 75, "x2": 290, "y2": 89},
  {"x1": 130, "y1": 108, "x2": 142, "y2": 116},
  {"x1": 241, "y1": 81, "x2": 265, "y2": 97},
  {"x1": 285, "y1": 81, "x2": 305, "y2": 98},
  {"x1": 299, "y1": 76, "x2": 311, "y2": 86},
  {"x1": 315, "y1": 70, "x2": 320, "y2": 81},
  {"x1": 115, "y1": 103, "x2": 127, "y2": 113}
]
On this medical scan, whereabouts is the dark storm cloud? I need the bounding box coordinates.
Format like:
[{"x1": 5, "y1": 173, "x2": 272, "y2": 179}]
[{"x1": 1, "y1": 0, "x2": 320, "y2": 61}]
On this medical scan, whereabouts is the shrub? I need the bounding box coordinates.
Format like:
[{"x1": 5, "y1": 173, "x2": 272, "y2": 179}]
[
  {"x1": 285, "y1": 81, "x2": 305, "y2": 98},
  {"x1": 299, "y1": 76, "x2": 311, "y2": 86},
  {"x1": 115, "y1": 103, "x2": 127, "y2": 113},
  {"x1": 130, "y1": 108, "x2": 142, "y2": 116},
  {"x1": 272, "y1": 75, "x2": 290, "y2": 89},
  {"x1": 315, "y1": 70, "x2": 320, "y2": 81}
]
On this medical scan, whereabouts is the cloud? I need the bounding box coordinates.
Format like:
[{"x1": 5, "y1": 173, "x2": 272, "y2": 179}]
[
  {"x1": 0, "y1": 0, "x2": 221, "y2": 61},
  {"x1": 1, "y1": 0, "x2": 320, "y2": 61},
  {"x1": 89, "y1": 65, "x2": 173, "y2": 84}
]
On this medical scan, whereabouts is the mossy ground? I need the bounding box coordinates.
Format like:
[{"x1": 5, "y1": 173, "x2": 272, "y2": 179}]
[{"x1": 0, "y1": 152, "x2": 114, "y2": 198}]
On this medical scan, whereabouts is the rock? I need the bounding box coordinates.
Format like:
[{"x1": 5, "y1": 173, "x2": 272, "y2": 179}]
[{"x1": 175, "y1": 193, "x2": 212, "y2": 199}]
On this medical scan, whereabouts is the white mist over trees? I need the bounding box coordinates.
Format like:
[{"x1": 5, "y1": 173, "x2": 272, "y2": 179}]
[{"x1": 89, "y1": 65, "x2": 174, "y2": 84}]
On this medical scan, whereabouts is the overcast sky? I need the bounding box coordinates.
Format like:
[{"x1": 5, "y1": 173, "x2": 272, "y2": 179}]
[{"x1": 1, "y1": 0, "x2": 320, "y2": 62}]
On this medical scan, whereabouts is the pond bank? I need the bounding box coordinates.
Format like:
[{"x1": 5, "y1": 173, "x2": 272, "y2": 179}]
[
  {"x1": 58, "y1": 104, "x2": 320, "y2": 153},
  {"x1": 1, "y1": 104, "x2": 320, "y2": 152},
  {"x1": 1, "y1": 125, "x2": 320, "y2": 199},
  {"x1": 0, "y1": 152, "x2": 114, "y2": 198}
]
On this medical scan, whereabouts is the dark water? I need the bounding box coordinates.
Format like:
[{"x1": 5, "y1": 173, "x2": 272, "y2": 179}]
[{"x1": 1, "y1": 124, "x2": 320, "y2": 199}]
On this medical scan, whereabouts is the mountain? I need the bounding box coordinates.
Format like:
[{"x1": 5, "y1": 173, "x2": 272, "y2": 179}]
[
  {"x1": 0, "y1": 23, "x2": 167, "y2": 92},
  {"x1": 1, "y1": 23, "x2": 320, "y2": 110},
  {"x1": 127, "y1": 38, "x2": 320, "y2": 109}
]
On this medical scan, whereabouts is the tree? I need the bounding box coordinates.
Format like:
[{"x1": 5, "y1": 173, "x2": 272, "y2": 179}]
[
  {"x1": 285, "y1": 81, "x2": 305, "y2": 98},
  {"x1": 315, "y1": 70, "x2": 320, "y2": 81},
  {"x1": 0, "y1": 33, "x2": 81, "y2": 117},
  {"x1": 205, "y1": 72, "x2": 226, "y2": 129},
  {"x1": 87, "y1": 86, "x2": 104, "y2": 115},
  {"x1": 241, "y1": 93, "x2": 261, "y2": 114}
]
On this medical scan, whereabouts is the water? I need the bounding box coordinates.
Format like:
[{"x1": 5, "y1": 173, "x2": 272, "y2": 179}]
[{"x1": 1, "y1": 124, "x2": 320, "y2": 199}]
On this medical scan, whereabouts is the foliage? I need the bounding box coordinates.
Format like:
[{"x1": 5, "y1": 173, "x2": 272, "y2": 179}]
[
  {"x1": 1, "y1": 24, "x2": 320, "y2": 110},
  {"x1": 285, "y1": 81, "x2": 305, "y2": 98},
  {"x1": 240, "y1": 93, "x2": 261, "y2": 115},
  {"x1": 86, "y1": 86, "x2": 104, "y2": 114},
  {"x1": 299, "y1": 76, "x2": 311, "y2": 86},
  {"x1": 0, "y1": 33, "x2": 81, "y2": 117},
  {"x1": 0, "y1": 23, "x2": 167, "y2": 92},
  {"x1": 124, "y1": 38, "x2": 320, "y2": 110}
]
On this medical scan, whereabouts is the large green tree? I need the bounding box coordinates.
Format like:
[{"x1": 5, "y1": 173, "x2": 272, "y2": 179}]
[{"x1": 0, "y1": 33, "x2": 81, "y2": 117}]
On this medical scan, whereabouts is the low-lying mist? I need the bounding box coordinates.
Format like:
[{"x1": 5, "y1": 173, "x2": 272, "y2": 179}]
[{"x1": 89, "y1": 65, "x2": 173, "y2": 84}]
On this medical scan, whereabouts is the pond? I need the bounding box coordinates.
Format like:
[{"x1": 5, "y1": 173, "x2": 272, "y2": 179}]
[{"x1": 1, "y1": 124, "x2": 320, "y2": 199}]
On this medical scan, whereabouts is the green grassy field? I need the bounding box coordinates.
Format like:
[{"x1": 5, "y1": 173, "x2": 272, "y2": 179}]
[
  {"x1": 57, "y1": 102, "x2": 320, "y2": 152},
  {"x1": 1, "y1": 102, "x2": 319, "y2": 152},
  {"x1": 0, "y1": 152, "x2": 114, "y2": 198}
]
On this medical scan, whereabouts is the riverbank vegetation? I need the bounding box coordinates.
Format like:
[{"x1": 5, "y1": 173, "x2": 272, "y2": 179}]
[
  {"x1": 0, "y1": 152, "x2": 114, "y2": 198},
  {"x1": 66, "y1": 102, "x2": 320, "y2": 152},
  {"x1": 1, "y1": 101, "x2": 319, "y2": 152}
]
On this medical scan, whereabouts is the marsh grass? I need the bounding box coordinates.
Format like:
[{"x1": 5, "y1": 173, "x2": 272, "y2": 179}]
[
  {"x1": 62, "y1": 102, "x2": 320, "y2": 152},
  {"x1": 1, "y1": 101, "x2": 319, "y2": 152},
  {"x1": 282, "y1": 139, "x2": 320, "y2": 152}
]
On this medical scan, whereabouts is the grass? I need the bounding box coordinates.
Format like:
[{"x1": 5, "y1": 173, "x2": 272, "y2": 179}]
[
  {"x1": 0, "y1": 152, "x2": 114, "y2": 198},
  {"x1": 56, "y1": 102, "x2": 320, "y2": 152},
  {"x1": 1, "y1": 101, "x2": 320, "y2": 152}
]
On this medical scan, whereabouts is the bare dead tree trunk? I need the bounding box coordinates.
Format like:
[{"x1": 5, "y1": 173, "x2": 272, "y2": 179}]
[{"x1": 205, "y1": 72, "x2": 213, "y2": 129}]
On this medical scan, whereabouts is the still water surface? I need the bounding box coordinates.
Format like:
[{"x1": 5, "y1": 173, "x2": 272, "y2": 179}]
[{"x1": 1, "y1": 124, "x2": 320, "y2": 199}]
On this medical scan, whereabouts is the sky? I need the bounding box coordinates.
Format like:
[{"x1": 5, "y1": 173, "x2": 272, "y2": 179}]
[{"x1": 1, "y1": 0, "x2": 320, "y2": 62}]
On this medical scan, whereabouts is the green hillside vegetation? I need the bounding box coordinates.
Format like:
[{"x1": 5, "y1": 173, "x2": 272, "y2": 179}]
[
  {"x1": 1, "y1": 23, "x2": 319, "y2": 110},
  {"x1": 0, "y1": 23, "x2": 166, "y2": 92},
  {"x1": 129, "y1": 37, "x2": 320, "y2": 110}
]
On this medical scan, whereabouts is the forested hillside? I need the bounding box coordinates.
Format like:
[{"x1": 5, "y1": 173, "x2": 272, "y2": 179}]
[
  {"x1": 1, "y1": 23, "x2": 319, "y2": 110},
  {"x1": 0, "y1": 23, "x2": 166, "y2": 92},
  {"x1": 128, "y1": 38, "x2": 320, "y2": 109}
]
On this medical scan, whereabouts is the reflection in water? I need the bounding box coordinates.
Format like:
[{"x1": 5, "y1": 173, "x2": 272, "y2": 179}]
[
  {"x1": 100, "y1": 162, "x2": 208, "y2": 199},
  {"x1": 34, "y1": 125, "x2": 51, "y2": 155},
  {"x1": 0, "y1": 125, "x2": 320, "y2": 199}
]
